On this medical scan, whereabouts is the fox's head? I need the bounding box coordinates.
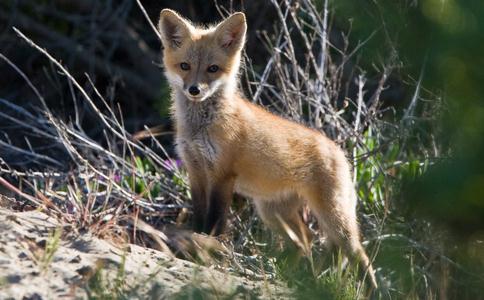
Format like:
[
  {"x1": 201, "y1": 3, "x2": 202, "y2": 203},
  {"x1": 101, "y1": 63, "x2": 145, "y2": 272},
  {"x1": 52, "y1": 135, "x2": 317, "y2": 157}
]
[{"x1": 158, "y1": 9, "x2": 247, "y2": 102}]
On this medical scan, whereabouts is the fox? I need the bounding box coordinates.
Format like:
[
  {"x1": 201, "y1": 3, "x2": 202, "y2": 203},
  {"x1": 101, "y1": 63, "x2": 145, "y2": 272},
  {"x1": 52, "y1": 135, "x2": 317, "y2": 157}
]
[{"x1": 158, "y1": 9, "x2": 377, "y2": 288}]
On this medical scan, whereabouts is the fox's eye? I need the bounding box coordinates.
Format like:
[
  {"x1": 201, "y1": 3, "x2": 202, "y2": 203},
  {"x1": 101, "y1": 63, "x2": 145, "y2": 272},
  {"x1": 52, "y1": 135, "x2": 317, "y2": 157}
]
[
  {"x1": 180, "y1": 62, "x2": 190, "y2": 71},
  {"x1": 207, "y1": 65, "x2": 219, "y2": 73}
]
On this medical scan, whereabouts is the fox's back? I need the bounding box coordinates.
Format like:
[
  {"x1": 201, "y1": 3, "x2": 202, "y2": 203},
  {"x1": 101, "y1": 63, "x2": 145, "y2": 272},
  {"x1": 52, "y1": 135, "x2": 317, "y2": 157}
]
[{"x1": 214, "y1": 97, "x2": 348, "y2": 197}]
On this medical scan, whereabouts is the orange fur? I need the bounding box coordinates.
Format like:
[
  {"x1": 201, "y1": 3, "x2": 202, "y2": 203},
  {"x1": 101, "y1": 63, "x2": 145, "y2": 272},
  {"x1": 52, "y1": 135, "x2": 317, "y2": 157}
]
[{"x1": 158, "y1": 9, "x2": 377, "y2": 288}]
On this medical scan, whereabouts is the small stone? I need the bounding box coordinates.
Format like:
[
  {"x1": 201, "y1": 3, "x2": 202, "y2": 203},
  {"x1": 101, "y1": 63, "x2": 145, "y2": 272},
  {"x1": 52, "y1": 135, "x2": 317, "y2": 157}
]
[
  {"x1": 69, "y1": 255, "x2": 81, "y2": 263},
  {"x1": 36, "y1": 239, "x2": 47, "y2": 248},
  {"x1": 76, "y1": 265, "x2": 93, "y2": 276},
  {"x1": 65, "y1": 275, "x2": 81, "y2": 284},
  {"x1": 6, "y1": 274, "x2": 21, "y2": 283},
  {"x1": 22, "y1": 293, "x2": 42, "y2": 300}
]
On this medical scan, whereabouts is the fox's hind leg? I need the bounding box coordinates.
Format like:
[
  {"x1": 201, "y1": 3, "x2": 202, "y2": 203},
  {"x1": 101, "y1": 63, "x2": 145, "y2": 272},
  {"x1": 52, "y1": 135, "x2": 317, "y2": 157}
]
[
  {"x1": 254, "y1": 197, "x2": 312, "y2": 255},
  {"x1": 306, "y1": 187, "x2": 378, "y2": 288}
]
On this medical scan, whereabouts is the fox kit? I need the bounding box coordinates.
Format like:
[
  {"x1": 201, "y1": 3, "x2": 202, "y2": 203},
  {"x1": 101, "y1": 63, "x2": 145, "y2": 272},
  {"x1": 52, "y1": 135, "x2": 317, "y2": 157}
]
[{"x1": 158, "y1": 9, "x2": 377, "y2": 288}]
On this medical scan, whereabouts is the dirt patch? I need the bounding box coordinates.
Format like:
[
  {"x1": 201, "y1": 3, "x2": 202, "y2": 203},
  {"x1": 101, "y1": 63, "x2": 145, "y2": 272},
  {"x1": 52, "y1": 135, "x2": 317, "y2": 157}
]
[{"x1": 0, "y1": 208, "x2": 288, "y2": 299}]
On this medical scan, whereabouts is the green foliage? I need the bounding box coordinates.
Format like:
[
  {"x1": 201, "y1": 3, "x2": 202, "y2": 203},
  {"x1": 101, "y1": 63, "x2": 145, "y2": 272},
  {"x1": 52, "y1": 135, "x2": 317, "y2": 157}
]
[
  {"x1": 120, "y1": 156, "x2": 186, "y2": 198},
  {"x1": 332, "y1": 0, "x2": 484, "y2": 296},
  {"x1": 354, "y1": 129, "x2": 386, "y2": 209},
  {"x1": 333, "y1": 0, "x2": 484, "y2": 145},
  {"x1": 121, "y1": 156, "x2": 160, "y2": 197},
  {"x1": 354, "y1": 127, "x2": 429, "y2": 215}
]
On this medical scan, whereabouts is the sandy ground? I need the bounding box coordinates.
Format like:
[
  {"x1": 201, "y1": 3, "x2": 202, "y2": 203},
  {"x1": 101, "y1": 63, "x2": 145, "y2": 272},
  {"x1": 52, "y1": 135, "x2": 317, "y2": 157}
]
[{"x1": 0, "y1": 208, "x2": 287, "y2": 299}]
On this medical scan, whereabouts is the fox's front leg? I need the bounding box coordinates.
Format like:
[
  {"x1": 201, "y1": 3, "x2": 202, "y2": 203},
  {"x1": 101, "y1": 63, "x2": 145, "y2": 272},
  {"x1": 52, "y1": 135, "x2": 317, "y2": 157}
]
[
  {"x1": 189, "y1": 175, "x2": 207, "y2": 233},
  {"x1": 204, "y1": 177, "x2": 235, "y2": 235},
  {"x1": 181, "y1": 151, "x2": 208, "y2": 232}
]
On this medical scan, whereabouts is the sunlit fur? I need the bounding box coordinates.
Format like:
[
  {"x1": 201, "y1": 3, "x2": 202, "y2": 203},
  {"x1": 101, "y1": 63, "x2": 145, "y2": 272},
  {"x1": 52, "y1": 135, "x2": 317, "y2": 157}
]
[{"x1": 158, "y1": 9, "x2": 377, "y2": 288}]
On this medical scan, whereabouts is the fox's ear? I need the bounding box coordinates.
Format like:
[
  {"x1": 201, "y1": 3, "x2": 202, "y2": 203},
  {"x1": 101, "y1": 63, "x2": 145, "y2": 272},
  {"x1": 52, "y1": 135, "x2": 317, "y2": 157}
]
[
  {"x1": 215, "y1": 12, "x2": 247, "y2": 52},
  {"x1": 158, "y1": 9, "x2": 191, "y2": 49}
]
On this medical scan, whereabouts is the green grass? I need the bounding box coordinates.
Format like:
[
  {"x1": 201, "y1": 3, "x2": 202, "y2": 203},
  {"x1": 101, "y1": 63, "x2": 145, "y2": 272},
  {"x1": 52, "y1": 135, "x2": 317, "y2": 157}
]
[
  {"x1": 273, "y1": 249, "x2": 361, "y2": 300},
  {"x1": 85, "y1": 254, "x2": 127, "y2": 300},
  {"x1": 40, "y1": 227, "x2": 62, "y2": 271},
  {"x1": 0, "y1": 276, "x2": 7, "y2": 289}
]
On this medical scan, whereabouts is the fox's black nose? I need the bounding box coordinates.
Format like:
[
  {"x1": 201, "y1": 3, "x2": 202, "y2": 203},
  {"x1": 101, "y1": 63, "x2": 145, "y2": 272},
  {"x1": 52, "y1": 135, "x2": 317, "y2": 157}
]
[{"x1": 188, "y1": 86, "x2": 200, "y2": 96}]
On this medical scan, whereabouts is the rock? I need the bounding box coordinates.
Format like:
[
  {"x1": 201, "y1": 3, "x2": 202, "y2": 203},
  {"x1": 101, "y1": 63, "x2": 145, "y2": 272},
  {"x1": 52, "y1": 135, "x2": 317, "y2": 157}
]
[
  {"x1": 6, "y1": 275, "x2": 21, "y2": 283},
  {"x1": 69, "y1": 255, "x2": 81, "y2": 263},
  {"x1": 75, "y1": 265, "x2": 93, "y2": 277},
  {"x1": 21, "y1": 293, "x2": 42, "y2": 300},
  {"x1": 35, "y1": 240, "x2": 46, "y2": 248}
]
